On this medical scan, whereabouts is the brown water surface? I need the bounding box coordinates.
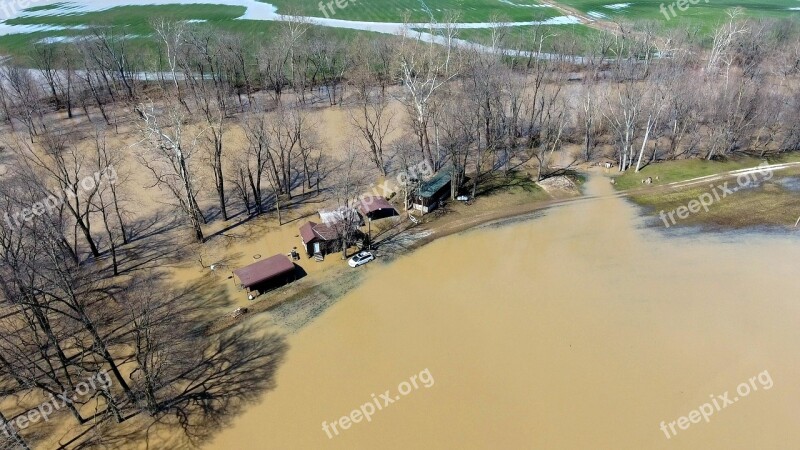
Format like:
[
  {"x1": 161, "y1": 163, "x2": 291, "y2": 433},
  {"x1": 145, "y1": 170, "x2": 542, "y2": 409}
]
[{"x1": 208, "y1": 173, "x2": 800, "y2": 449}]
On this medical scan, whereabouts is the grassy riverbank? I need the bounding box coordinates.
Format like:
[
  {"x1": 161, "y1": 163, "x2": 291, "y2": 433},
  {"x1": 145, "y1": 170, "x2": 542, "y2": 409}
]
[{"x1": 613, "y1": 155, "x2": 800, "y2": 230}]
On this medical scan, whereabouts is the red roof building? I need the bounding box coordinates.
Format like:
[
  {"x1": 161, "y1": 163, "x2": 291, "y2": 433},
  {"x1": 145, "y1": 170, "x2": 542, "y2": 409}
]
[
  {"x1": 357, "y1": 196, "x2": 399, "y2": 221},
  {"x1": 233, "y1": 254, "x2": 296, "y2": 292},
  {"x1": 299, "y1": 221, "x2": 343, "y2": 257}
]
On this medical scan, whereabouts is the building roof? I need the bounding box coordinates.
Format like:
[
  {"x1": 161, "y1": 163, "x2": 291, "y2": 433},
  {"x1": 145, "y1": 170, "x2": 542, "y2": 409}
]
[
  {"x1": 312, "y1": 222, "x2": 340, "y2": 241},
  {"x1": 299, "y1": 221, "x2": 317, "y2": 244},
  {"x1": 357, "y1": 196, "x2": 399, "y2": 217},
  {"x1": 299, "y1": 221, "x2": 340, "y2": 243},
  {"x1": 233, "y1": 254, "x2": 295, "y2": 288},
  {"x1": 318, "y1": 207, "x2": 359, "y2": 225},
  {"x1": 418, "y1": 170, "x2": 452, "y2": 198}
]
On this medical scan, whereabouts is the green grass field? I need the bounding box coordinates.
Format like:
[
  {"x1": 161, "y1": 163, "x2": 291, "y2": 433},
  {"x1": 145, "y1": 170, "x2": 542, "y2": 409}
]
[
  {"x1": 266, "y1": 0, "x2": 556, "y2": 22},
  {"x1": 613, "y1": 155, "x2": 800, "y2": 229},
  {"x1": 630, "y1": 167, "x2": 800, "y2": 229},
  {"x1": 611, "y1": 155, "x2": 800, "y2": 191},
  {"x1": 24, "y1": 3, "x2": 69, "y2": 12},
  {"x1": 0, "y1": 2, "x2": 570, "y2": 56},
  {"x1": 5, "y1": 4, "x2": 247, "y2": 32},
  {"x1": 0, "y1": 5, "x2": 390, "y2": 59},
  {"x1": 611, "y1": 157, "x2": 772, "y2": 190},
  {"x1": 9, "y1": 0, "x2": 562, "y2": 26},
  {"x1": 2, "y1": 0, "x2": 800, "y2": 58},
  {"x1": 554, "y1": 0, "x2": 800, "y2": 32},
  {"x1": 0, "y1": 4, "x2": 241, "y2": 55}
]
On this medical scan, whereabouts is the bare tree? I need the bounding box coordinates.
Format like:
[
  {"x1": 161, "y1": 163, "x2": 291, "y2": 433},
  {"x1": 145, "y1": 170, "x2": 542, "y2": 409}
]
[
  {"x1": 703, "y1": 74, "x2": 762, "y2": 159},
  {"x1": 85, "y1": 27, "x2": 139, "y2": 101},
  {"x1": 239, "y1": 109, "x2": 273, "y2": 215},
  {"x1": 0, "y1": 65, "x2": 47, "y2": 139},
  {"x1": 603, "y1": 79, "x2": 642, "y2": 171},
  {"x1": 135, "y1": 102, "x2": 205, "y2": 242},
  {"x1": 437, "y1": 90, "x2": 478, "y2": 198},
  {"x1": 578, "y1": 82, "x2": 602, "y2": 162},
  {"x1": 329, "y1": 145, "x2": 369, "y2": 258},
  {"x1": 8, "y1": 131, "x2": 104, "y2": 257},
  {"x1": 266, "y1": 105, "x2": 311, "y2": 200},
  {"x1": 181, "y1": 29, "x2": 235, "y2": 221},
  {"x1": 258, "y1": 16, "x2": 309, "y2": 103},
  {"x1": 706, "y1": 8, "x2": 749, "y2": 78},
  {"x1": 348, "y1": 59, "x2": 395, "y2": 175},
  {"x1": 153, "y1": 19, "x2": 191, "y2": 112},
  {"x1": 88, "y1": 127, "x2": 127, "y2": 273},
  {"x1": 397, "y1": 21, "x2": 458, "y2": 168},
  {"x1": 309, "y1": 37, "x2": 351, "y2": 106}
]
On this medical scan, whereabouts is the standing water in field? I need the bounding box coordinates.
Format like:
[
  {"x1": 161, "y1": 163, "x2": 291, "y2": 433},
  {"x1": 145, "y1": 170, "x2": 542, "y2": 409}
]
[{"x1": 208, "y1": 173, "x2": 800, "y2": 449}]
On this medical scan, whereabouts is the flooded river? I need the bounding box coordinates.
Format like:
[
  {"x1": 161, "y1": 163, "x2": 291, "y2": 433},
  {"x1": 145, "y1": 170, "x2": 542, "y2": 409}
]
[{"x1": 208, "y1": 173, "x2": 800, "y2": 449}]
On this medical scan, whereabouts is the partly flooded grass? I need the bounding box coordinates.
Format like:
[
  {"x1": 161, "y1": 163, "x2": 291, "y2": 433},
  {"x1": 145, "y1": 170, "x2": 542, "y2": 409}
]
[
  {"x1": 0, "y1": 15, "x2": 378, "y2": 59},
  {"x1": 554, "y1": 0, "x2": 800, "y2": 31},
  {"x1": 7, "y1": 4, "x2": 248, "y2": 31},
  {"x1": 13, "y1": 0, "x2": 561, "y2": 25},
  {"x1": 267, "y1": 0, "x2": 556, "y2": 22},
  {"x1": 613, "y1": 156, "x2": 785, "y2": 191},
  {"x1": 631, "y1": 166, "x2": 800, "y2": 230}
]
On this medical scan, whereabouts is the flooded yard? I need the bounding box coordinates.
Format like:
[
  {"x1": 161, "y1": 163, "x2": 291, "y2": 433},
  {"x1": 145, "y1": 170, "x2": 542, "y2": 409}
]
[{"x1": 207, "y1": 173, "x2": 800, "y2": 449}]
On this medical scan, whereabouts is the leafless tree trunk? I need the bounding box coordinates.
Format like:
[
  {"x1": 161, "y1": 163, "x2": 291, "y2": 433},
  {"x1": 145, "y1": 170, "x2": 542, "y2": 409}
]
[
  {"x1": 135, "y1": 103, "x2": 205, "y2": 242},
  {"x1": 397, "y1": 21, "x2": 458, "y2": 168},
  {"x1": 348, "y1": 63, "x2": 395, "y2": 175}
]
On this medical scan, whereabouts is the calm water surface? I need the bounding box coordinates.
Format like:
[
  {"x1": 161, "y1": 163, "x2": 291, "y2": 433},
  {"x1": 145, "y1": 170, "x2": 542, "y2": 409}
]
[{"x1": 208, "y1": 174, "x2": 800, "y2": 449}]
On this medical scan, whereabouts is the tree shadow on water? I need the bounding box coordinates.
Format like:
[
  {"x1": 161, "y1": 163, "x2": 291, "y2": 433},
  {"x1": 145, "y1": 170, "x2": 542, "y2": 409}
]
[
  {"x1": 157, "y1": 324, "x2": 288, "y2": 448},
  {"x1": 55, "y1": 274, "x2": 289, "y2": 450},
  {"x1": 65, "y1": 324, "x2": 288, "y2": 450}
]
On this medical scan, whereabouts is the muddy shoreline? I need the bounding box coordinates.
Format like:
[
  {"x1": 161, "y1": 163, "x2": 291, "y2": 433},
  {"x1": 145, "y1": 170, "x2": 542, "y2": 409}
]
[
  {"x1": 212, "y1": 163, "x2": 800, "y2": 335},
  {"x1": 209, "y1": 177, "x2": 587, "y2": 334}
]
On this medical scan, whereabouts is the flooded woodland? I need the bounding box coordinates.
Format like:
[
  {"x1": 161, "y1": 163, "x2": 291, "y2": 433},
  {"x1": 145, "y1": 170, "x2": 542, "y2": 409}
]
[
  {"x1": 208, "y1": 175, "x2": 800, "y2": 449},
  {"x1": 1, "y1": 7, "x2": 800, "y2": 449}
]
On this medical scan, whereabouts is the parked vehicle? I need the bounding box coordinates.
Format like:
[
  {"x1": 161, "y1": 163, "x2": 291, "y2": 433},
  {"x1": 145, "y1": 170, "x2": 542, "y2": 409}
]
[{"x1": 348, "y1": 251, "x2": 375, "y2": 268}]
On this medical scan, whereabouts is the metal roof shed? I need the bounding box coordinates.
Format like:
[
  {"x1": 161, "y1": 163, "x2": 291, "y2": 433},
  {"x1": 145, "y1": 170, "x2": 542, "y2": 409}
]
[
  {"x1": 412, "y1": 169, "x2": 452, "y2": 213},
  {"x1": 418, "y1": 171, "x2": 452, "y2": 198},
  {"x1": 233, "y1": 254, "x2": 296, "y2": 291},
  {"x1": 358, "y1": 196, "x2": 399, "y2": 221}
]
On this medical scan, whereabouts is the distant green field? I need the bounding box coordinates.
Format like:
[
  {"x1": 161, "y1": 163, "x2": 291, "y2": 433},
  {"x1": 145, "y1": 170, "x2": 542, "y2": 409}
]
[
  {"x1": 452, "y1": 23, "x2": 608, "y2": 54},
  {"x1": 0, "y1": 5, "x2": 385, "y2": 59},
  {"x1": 265, "y1": 0, "x2": 557, "y2": 22},
  {"x1": 554, "y1": 0, "x2": 800, "y2": 31},
  {"x1": 10, "y1": 0, "x2": 563, "y2": 25},
  {"x1": 6, "y1": 4, "x2": 247, "y2": 33},
  {"x1": 0, "y1": 2, "x2": 571, "y2": 56},
  {"x1": 2, "y1": 0, "x2": 799, "y2": 58},
  {"x1": 24, "y1": 3, "x2": 68, "y2": 12}
]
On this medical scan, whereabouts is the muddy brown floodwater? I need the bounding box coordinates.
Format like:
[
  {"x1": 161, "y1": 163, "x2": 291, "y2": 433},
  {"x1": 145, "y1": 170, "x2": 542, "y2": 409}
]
[{"x1": 207, "y1": 173, "x2": 800, "y2": 449}]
